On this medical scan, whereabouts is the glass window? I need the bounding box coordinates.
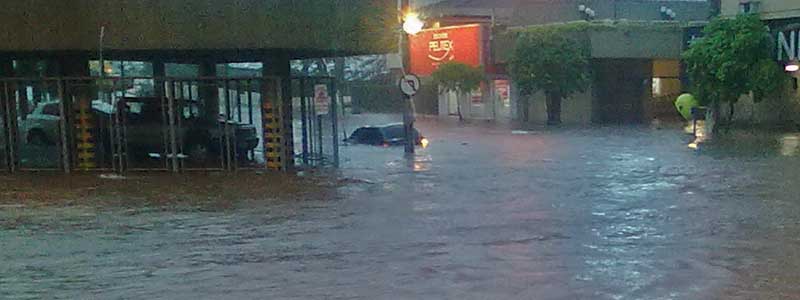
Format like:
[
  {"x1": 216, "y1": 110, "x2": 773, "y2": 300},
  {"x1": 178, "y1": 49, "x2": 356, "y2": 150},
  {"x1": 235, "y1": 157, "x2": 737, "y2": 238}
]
[
  {"x1": 382, "y1": 125, "x2": 405, "y2": 139},
  {"x1": 42, "y1": 103, "x2": 60, "y2": 116},
  {"x1": 352, "y1": 128, "x2": 384, "y2": 145}
]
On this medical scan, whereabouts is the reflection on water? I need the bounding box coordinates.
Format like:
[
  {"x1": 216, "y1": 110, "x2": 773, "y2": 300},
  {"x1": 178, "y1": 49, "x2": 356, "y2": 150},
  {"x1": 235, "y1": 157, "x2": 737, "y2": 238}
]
[
  {"x1": 685, "y1": 120, "x2": 707, "y2": 150},
  {"x1": 685, "y1": 120, "x2": 800, "y2": 158},
  {"x1": 412, "y1": 154, "x2": 432, "y2": 172}
]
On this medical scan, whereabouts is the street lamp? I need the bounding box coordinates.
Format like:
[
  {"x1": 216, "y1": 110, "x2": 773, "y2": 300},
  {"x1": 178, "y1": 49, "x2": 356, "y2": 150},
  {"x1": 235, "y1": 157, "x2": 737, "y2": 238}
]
[
  {"x1": 403, "y1": 13, "x2": 424, "y2": 35},
  {"x1": 785, "y1": 60, "x2": 800, "y2": 72}
]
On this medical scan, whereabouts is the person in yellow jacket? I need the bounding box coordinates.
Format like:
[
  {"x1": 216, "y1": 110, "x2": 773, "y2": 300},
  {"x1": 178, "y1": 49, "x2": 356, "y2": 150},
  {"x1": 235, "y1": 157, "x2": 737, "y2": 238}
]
[{"x1": 674, "y1": 93, "x2": 699, "y2": 121}]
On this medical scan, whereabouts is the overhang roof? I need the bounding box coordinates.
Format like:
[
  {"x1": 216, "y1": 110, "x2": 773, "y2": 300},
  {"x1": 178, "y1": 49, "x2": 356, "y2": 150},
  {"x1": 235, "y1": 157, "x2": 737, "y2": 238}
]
[{"x1": 0, "y1": 0, "x2": 397, "y2": 60}]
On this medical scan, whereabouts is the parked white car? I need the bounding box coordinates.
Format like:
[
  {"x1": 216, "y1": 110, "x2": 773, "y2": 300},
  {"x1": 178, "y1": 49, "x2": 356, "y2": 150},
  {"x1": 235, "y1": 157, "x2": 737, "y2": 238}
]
[{"x1": 18, "y1": 102, "x2": 62, "y2": 145}]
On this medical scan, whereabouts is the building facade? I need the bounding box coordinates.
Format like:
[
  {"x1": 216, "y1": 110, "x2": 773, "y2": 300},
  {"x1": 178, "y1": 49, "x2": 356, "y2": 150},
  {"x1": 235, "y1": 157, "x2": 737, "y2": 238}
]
[
  {"x1": 720, "y1": 0, "x2": 800, "y2": 125},
  {"x1": 418, "y1": 0, "x2": 712, "y2": 124}
]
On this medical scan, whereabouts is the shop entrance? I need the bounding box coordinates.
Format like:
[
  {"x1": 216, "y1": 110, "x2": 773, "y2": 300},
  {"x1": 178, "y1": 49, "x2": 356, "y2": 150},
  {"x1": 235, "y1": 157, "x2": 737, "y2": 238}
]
[{"x1": 592, "y1": 59, "x2": 650, "y2": 124}]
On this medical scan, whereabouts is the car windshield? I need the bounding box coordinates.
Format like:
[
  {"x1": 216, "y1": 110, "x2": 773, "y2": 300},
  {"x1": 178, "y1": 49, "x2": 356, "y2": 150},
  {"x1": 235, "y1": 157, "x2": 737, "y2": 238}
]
[
  {"x1": 351, "y1": 127, "x2": 383, "y2": 145},
  {"x1": 381, "y1": 125, "x2": 405, "y2": 139},
  {"x1": 41, "y1": 104, "x2": 60, "y2": 116}
]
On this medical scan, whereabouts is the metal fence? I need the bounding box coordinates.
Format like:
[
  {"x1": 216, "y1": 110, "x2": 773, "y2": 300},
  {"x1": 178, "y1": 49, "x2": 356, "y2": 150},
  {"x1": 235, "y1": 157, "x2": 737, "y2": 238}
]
[
  {"x1": 0, "y1": 76, "x2": 299, "y2": 173},
  {"x1": 292, "y1": 76, "x2": 340, "y2": 168}
]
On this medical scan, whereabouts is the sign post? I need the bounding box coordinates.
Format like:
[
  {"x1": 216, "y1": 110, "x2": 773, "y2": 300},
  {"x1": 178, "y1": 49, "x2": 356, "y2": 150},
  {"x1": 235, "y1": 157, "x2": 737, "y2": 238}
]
[
  {"x1": 313, "y1": 84, "x2": 330, "y2": 116},
  {"x1": 399, "y1": 74, "x2": 420, "y2": 155}
]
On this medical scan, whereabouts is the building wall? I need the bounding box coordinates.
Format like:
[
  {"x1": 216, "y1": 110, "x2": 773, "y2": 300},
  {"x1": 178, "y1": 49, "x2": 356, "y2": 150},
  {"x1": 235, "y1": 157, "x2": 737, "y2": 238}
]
[
  {"x1": 494, "y1": 23, "x2": 684, "y2": 65},
  {"x1": 510, "y1": 58, "x2": 657, "y2": 126},
  {"x1": 436, "y1": 79, "x2": 513, "y2": 121},
  {"x1": 425, "y1": 0, "x2": 711, "y2": 26},
  {"x1": 590, "y1": 27, "x2": 684, "y2": 59},
  {"x1": 520, "y1": 88, "x2": 594, "y2": 126},
  {"x1": 722, "y1": 0, "x2": 800, "y2": 20},
  {"x1": 718, "y1": 0, "x2": 800, "y2": 125},
  {"x1": 719, "y1": 86, "x2": 800, "y2": 125}
]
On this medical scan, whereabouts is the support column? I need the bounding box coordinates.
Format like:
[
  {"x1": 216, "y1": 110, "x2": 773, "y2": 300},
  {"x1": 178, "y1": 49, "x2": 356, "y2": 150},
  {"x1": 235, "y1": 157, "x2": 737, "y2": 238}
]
[
  {"x1": 262, "y1": 53, "x2": 293, "y2": 171},
  {"x1": 198, "y1": 61, "x2": 219, "y2": 122},
  {"x1": 153, "y1": 60, "x2": 166, "y2": 95},
  {"x1": 58, "y1": 55, "x2": 92, "y2": 171},
  {"x1": 0, "y1": 58, "x2": 14, "y2": 172}
]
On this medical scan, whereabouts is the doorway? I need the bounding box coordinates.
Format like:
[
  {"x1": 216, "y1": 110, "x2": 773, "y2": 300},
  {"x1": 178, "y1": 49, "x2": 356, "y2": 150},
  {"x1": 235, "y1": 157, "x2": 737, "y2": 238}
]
[{"x1": 592, "y1": 59, "x2": 651, "y2": 124}]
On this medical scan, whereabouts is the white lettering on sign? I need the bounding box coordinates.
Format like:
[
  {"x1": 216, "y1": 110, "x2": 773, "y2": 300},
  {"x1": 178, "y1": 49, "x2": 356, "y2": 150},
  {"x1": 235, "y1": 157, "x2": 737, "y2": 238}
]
[
  {"x1": 428, "y1": 31, "x2": 455, "y2": 63},
  {"x1": 778, "y1": 30, "x2": 799, "y2": 61}
]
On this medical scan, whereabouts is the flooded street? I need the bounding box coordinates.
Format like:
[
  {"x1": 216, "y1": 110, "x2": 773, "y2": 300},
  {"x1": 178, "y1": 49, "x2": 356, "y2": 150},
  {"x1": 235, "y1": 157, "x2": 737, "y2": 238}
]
[{"x1": 3, "y1": 118, "x2": 800, "y2": 299}]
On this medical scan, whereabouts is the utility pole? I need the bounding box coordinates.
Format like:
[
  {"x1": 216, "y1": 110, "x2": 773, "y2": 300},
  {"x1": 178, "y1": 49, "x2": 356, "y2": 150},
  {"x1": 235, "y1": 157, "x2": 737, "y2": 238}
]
[
  {"x1": 99, "y1": 26, "x2": 105, "y2": 78},
  {"x1": 400, "y1": 0, "x2": 416, "y2": 155}
]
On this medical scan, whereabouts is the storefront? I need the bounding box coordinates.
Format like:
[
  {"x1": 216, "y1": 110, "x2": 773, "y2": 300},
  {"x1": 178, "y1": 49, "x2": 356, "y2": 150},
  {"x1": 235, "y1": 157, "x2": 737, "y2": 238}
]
[
  {"x1": 408, "y1": 24, "x2": 513, "y2": 121},
  {"x1": 417, "y1": 0, "x2": 711, "y2": 124},
  {"x1": 491, "y1": 22, "x2": 686, "y2": 125},
  {"x1": 715, "y1": 0, "x2": 800, "y2": 125}
]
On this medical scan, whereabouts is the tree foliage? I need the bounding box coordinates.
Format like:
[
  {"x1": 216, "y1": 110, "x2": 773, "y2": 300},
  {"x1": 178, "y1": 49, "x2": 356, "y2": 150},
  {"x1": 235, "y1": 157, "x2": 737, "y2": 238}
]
[
  {"x1": 508, "y1": 24, "x2": 591, "y2": 124},
  {"x1": 431, "y1": 62, "x2": 483, "y2": 121},
  {"x1": 683, "y1": 14, "x2": 786, "y2": 106},
  {"x1": 508, "y1": 26, "x2": 591, "y2": 97},
  {"x1": 430, "y1": 61, "x2": 483, "y2": 95}
]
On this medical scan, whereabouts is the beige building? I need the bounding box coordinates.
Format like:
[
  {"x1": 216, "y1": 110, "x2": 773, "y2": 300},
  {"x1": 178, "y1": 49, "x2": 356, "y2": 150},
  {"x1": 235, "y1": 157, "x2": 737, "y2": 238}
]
[
  {"x1": 721, "y1": 0, "x2": 800, "y2": 20},
  {"x1": 421, "y1": 0, "x2": 711, "y2": 125},
  {"x1": 719, "y1": 0, "x2": 800, "y2": 125}
]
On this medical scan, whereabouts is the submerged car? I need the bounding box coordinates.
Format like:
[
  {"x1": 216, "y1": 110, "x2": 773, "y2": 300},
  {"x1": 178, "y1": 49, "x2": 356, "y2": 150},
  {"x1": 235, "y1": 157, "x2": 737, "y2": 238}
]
[{"x1": 346, "y1": 123, "x2": 427, "y2": 147}]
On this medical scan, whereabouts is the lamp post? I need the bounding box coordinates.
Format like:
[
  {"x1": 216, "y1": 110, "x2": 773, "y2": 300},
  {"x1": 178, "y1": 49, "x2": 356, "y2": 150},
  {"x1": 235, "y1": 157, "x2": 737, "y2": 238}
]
[{"x1": 400, "y1": 1, "x2": 423, "y2": 155}]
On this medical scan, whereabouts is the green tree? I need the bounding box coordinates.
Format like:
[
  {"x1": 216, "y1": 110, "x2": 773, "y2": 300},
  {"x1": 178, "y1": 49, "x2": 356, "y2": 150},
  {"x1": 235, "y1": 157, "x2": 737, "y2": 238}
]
[
  {"x1": 683, "y1": 14, "x2": 786, "y2": 130},
  {"x1": 431, "y1": 62, "x2": 483, "y2": 121},
  {"x1": 509, "y1": 27, "x2": 590, "y2": 125}
]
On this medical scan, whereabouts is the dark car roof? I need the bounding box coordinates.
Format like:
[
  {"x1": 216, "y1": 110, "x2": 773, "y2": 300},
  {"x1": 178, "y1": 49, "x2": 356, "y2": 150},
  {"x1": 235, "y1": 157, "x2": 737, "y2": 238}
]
[{"x1": 353, "y1": 124, "x2": 419, "y2": 137}]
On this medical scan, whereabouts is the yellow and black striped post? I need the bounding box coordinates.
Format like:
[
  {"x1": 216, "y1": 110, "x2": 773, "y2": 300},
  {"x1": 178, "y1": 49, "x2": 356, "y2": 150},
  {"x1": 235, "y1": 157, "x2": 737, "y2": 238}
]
[
  {"x1": 75, "y1": 99, "x2": 95, "y2": 170},
  {"x1": 262, "y1": 97, "x2": 284, "y2": 171}
]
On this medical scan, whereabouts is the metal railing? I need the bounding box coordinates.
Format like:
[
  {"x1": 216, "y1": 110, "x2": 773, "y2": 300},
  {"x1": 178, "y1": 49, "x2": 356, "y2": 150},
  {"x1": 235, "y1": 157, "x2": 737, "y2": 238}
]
[{"x1": 0, "y1": 76, "x2": 293, "y2": 174}]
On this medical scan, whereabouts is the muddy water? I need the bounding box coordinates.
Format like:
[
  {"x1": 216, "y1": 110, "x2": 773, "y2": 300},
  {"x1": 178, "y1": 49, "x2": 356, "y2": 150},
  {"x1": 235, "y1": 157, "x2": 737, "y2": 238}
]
[{"x1": 2, "y1": 120, "x2": 800, "y2": 299}]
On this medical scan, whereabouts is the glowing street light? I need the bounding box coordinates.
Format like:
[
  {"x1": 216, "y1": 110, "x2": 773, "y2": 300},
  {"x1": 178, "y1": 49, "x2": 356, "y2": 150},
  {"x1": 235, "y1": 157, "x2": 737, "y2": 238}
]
[
  {"x1": 785, "y1": 60, "x2": 800, "y2": 72},
  {"x1": 403, "y1": 12, "x2": 424, "y2": 35}
]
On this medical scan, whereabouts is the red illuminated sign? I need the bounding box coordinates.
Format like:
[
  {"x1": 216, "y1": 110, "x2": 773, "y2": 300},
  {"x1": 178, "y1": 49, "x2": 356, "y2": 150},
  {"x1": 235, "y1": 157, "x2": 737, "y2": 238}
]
[{"x1": 409, "y1": 24, "x2": 484, "y2": 76}]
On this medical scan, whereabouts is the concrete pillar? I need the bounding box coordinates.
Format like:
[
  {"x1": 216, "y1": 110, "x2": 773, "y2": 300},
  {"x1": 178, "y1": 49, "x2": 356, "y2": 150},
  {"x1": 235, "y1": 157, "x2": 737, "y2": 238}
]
[
  {"x1": 57, "y1": 54, "x2": 91, "y2": 171},
  {"x1": 152, "y1": 60, "x2": 166, "y2": 101},
  {"x1": 0, "y1": 57, "x2": 13, "y2": 171},
  {"x1": 261, "y1": 53, "x2": 293, "y2": 171},
  {"x1": 198, "y1": 61, "x2": 219, "y2": 121}
]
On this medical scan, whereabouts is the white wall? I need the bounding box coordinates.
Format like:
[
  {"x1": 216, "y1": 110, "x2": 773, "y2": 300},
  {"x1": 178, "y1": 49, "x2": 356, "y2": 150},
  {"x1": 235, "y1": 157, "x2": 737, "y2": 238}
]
[
  {"x1": 436, "y1": 81, "x2": 513, "y2": 121},
  {"x1": 524, "y1": 88, "x2": 594, "y2": 125},
  {"x1": 722, "y1": 0, "x2": 800, "y2": 19},
  {"x1": 722, "y1": 89, "x2": 800, "y2": 125}
]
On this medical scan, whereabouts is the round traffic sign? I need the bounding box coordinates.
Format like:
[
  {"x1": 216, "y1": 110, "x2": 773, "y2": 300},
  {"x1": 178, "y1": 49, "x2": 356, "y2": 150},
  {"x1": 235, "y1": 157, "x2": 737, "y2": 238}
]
[{"x1": 399, "y1": 74, "x2": 421, "y2": 96}]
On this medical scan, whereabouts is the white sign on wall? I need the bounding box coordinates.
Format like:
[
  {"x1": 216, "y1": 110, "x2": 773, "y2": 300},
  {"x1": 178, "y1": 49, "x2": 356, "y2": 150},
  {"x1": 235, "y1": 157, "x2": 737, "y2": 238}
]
[
  {"x1": 399, "y1": 74, "x2": 421, "y2": 96},
  {"x1": 314, "y1": 84, "x2": 330, "y2": 115}
]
